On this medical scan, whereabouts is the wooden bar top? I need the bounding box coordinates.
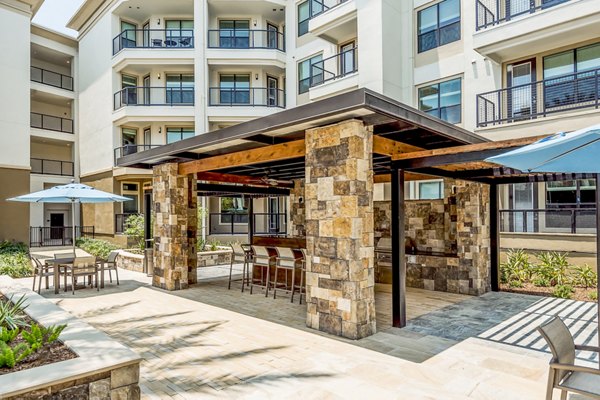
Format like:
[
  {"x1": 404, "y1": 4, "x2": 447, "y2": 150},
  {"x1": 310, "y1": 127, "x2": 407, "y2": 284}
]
[{"x1": 252, "y1": 235, "x2": 306, "y2": 249}]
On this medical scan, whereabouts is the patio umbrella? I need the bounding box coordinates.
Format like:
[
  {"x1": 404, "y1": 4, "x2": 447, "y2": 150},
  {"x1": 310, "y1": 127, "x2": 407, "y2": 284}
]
[
  {"x1": 486, "y1": 124, "x2": 600, "y2": 344},
  {"x1": 7, "y1": 181, "x2": 131, "y2": 253}
]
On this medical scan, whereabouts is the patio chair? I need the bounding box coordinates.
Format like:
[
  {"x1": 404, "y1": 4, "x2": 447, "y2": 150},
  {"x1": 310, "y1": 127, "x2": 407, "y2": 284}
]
[
  {"x1": 63, "y1": 256, "x2": 99, "y2": 295},
  {"x1": 31, "y1": 256, "x2": 54, "y2": 294},
  {"x1": 228, "y1": 243, "x2": 251, "y2": 291},
  {"x1": 250, "y1": 246, "x2": 275, "y2": 297},
  {"x1": 99, "y1": 250, "x2": 120, "y2": 285},
  {"x1": 272, "y1": 247, "x2": 301, "y2": 301},
  {"x1": 292, "y1": 248, "x2": 307, "y2": 304},
  {"x1": 537, "y1": 316, "x2": 600, "y2": 400}
]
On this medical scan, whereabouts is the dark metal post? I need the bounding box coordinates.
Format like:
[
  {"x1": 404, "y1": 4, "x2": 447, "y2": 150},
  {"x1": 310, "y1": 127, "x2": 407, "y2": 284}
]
[
  {"x1": 595, "y1": 174, "x2": 600, "y2": 344},
  {"x1": 391, "y1": 167, "x2": 406, "y2": 328},
  {"x1": 248, "y1": 198, "x2": 255, "y2": 245},
  {"x1": 490, "y1": 184, "x2": 500, "y2": 292}
]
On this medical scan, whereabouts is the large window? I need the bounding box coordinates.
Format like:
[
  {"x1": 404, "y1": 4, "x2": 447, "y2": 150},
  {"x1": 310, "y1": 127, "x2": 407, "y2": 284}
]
[
  {"x1": 418, "y1": 77, "x2": 462, "y2": 124},
  {"x1": 298, "y1": 54, "x2": 323, "y2": 94},
  {"x1": 121, "y1": 128, "x2": 137, "y2": 156},
  {"x1": 418, "y1": 181, "x2": 443, "y2": 200},
  {"x1": 165, "y1": 20, "x2": 194, "y2": 47},
  {"x1": 417, "y1": 0, "x2": 460, "y2": 53},
  {"x1": 166, "y1": 127, "x2": 194, "y2": 144},
  {"x1": 219, "y1": 74, "x2": 250, "y2": 104},
  {"x1": 165, "y1": 74, "x2": 194, "y2": 104},
  {"x1": 120, "y1": 21, "x2": 136, "y2": 48},
  {"x1": 220, "y1": 197, "x2": 248, "y2": 224},
  {"x1": 547, "y1": 179, "x2": 596, "y2": 207},
  {"x1": 218, "y1": 20, "x2": 250, "y2": 48},
  {"x1": 297, "y1": 1, "x2": 323, "y2": 36}
]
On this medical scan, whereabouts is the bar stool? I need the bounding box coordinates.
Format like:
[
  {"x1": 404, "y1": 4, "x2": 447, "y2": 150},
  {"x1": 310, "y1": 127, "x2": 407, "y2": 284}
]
[
  {"x1": 250, "y1": 246, "x2": 275, "y2": 296},
  {"x1": 229, "y1": 243, "x2": 252, "y2": 291},
  {"x1": 292, "y1": 248, "x2": 307, "y2": 304},
  {"x1": 273, "y1": 247, "x2": 302, "y2": 301}
]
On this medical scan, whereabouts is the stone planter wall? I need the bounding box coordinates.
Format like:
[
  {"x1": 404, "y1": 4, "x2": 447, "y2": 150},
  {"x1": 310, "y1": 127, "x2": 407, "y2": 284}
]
[
  {"x1": 0, "y1": 276, "x2": 141, "y2": 400},
  {"x1": 197, "y1": 249, "x2": 232, "y2": 267},
  {"x1": 116, "y1": 250, "x2": 145, "y2": 273}
]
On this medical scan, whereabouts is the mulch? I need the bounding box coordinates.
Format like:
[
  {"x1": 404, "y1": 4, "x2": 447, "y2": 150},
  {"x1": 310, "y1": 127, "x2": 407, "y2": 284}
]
[{"x1": 500, "y1": 283, "x2": 598, "y2": 302}]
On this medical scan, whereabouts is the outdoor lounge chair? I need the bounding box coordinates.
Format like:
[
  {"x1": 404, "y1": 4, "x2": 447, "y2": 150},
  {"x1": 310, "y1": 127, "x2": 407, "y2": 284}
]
[{"x1": 537, "y1": 316, "x2": 600, "y2": 400}]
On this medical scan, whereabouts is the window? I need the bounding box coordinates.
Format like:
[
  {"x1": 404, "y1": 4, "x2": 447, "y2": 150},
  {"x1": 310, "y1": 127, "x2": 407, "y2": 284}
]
[
  {"x1": 165, "y1": 20, "x2": 194, "y2": 47},
  {"x1": 122, "y1": 183, "x2": 139, "y2": 214},
  {"x1": 220, "y1": 197, "x2": 248, "y2": 224},
  {"x1": 165, "y1": 74, "x2": 194, "y2": 104},
  {"x1": 166, "y1": 127, "x2": 195, "y2": 144},
  {"x1": 120, "y1": 21, "x2": 136, "y2": 48},
  {"x1": 418, "y1": 77, "x2": 462, "y2": 124},
  {"x1": 121, "y1": 128, "x2": 137, "y2": 156},
  {"x1": 547, "y1": 180, "x2": 596, "y2": 207},
  {"x1": 219, "y1": 74, "x2": 250, "y2": 104},
  {"x1": 418, "y1": 181, "x2": 443, "y2": 200},
  {"x1": 219, "y1": 20, "x2": 250, "y2": 48},
  {"x1": 298, "y1": 54, "x2": 323, "y2": 94},
  {"x1": 121, "y1": 74, "x2": 138, "y2": 105},
  {"x1": 417, "y1": 0, "x2": 460, "y2": 53},
  {"x1": 297, "y1": 1, "x2": 323, "y2": 36}
]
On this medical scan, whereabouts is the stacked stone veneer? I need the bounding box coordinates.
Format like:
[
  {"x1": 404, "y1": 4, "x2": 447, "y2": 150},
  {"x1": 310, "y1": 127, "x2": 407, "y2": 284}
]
[
  {"x1": 373, "y1": 179, "x2": 490, "y2": 295},
  {"x1": 304, "y1": 120, "x2": 376, "y2": 340},
  {"x1": 152, "y1": 163, "x2": 197, "y2": 290}
]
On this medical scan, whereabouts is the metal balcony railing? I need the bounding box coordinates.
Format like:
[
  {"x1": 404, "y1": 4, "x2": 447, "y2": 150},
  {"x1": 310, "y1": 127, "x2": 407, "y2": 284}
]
[
  {"x1": 113, "y1": 145, "x2": 160, "y2": 165},
  {"x1": 30, "y1": 66, "x2": 73, "y2": 91},
  {"x1": 113, "y1": 87, "x2": 194, "y2": 109},
  {"x1": 500, "y1": 207, "x2": 596, "y2": 234},
  {"x1": 29, "y1": 226, "x2": 95, "y2": 247},
  {"x1": 115, "y1": 213, "x2": 140, "y2": 234},
  {"x1": 309, "y1": 0, "x2": 350, "y2": 19},
  {"x1": 476, "y1": 67, "x2": 600, "y2": 127},
  {"x1": 112, "y1": 29, "x2": 194, "y2": 55},
  {"x1": 207, "y1": 29, "x2": 285, "y2": 52},
  {"x1": 31, "y1": 158, "x2": 74, "y2": 176},
  {"x1": 301, "y1": 46, "x2": 358, "y2": 92},
  {"x1": 476, "y1": 0, "x2": 572, "y2": 30},
  {"x1": 30, "y1": 112, "x2": 73, "y2": 134},
  {"x1": 208, "y1": 87, "x2": 285, "y2": 108},
  {"x1": 208, "y1": 212, "x2": 287, "y2": 236}
]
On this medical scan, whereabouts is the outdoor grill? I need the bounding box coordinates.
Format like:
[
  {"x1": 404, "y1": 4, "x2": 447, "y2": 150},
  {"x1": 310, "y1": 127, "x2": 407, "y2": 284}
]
[{"x1": 375, "y1": 237, "x2": 392, "y2": 284}]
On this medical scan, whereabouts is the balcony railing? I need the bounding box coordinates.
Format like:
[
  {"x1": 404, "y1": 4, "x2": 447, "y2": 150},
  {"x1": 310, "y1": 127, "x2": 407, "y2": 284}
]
[
  {"x1": 208, "y1": 87, "x2": 285, "y2": 108},
  {"x1": 112, "y1": 29, "x2": 194, "y2": 55},
  {"x1": 113, "y1": 87, "x2": 194, "y2": 109},
  {"x1": 30, "y1": 226, "x2": 95, "y2": 247},
  {"x1": 115, "y1": 213, "x2": 140, "y2": 234},
  {"x1": 114, "y1": 144, "x2": 160, "y2": 164},
  {"x1": 31, "y1": 158, "x2": 74, "y2": 176},
  {"x1": 301, "y1": 46, "x2": 358, "y2": 92},
  {"x1": 476, "y1": 0, "x2": 572, "y2": 30},
  {"x1": 308, "y1": 0, "x2": 349, "y2": 20},
  {"x1": 31, "y1": 112, "x2": 73, "y2": 134},
  {"x1": 208, "y1": 212, "x2": 287, "y2": 236},
  {"x1": 30, "y1": 66, "x2": 73, "y2": 91},
  {"x1": 477, "y1": 67, "x2": 600, "y2": 127},
  {"x1": 500, "y1": 207, "x2": 596, "y2": 234},
  {"x1": 207, "y1": 29, "x2": 285, "y2": 52}
]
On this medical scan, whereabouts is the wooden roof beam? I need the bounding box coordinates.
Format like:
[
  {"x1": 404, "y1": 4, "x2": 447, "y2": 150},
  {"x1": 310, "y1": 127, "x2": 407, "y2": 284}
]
[{"x1": 373, "y1": 135, "x2": 423, "y2": 157}]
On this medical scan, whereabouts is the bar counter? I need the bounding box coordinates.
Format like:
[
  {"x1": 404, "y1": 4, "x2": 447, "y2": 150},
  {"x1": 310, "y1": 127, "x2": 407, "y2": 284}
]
[{"x1": 251, "y1": 235, "x2": 306, "y2": 249}]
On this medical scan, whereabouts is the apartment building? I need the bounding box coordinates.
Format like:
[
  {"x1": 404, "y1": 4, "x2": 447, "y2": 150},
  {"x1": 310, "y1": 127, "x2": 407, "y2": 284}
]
[{"x1": 0, "y1": 0, "x2": 79, "y2": 245}]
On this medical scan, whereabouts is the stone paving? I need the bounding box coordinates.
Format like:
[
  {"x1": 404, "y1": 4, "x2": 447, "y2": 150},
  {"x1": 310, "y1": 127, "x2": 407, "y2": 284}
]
[{"x1": 14, "y1": 266, "x2": 598, "y2": 399}]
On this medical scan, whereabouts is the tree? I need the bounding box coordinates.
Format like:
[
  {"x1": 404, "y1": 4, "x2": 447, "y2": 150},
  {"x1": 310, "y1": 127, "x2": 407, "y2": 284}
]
[{"x1": 124, "y1": 214, "x2": 145, "y2": 250}]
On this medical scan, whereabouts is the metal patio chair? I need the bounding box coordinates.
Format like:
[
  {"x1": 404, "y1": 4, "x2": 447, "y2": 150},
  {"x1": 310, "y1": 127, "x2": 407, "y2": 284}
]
[
  {"x1": 31, "y1": 256, "x2": 54, "y2": 294},
  {"x1": 99, "y1": 250, "x2": 120, "y2": 285},
  {"x1": 63, "y1": 256, "x2": 99, "y2": 295},
  {"x1": 537, "y1": 316, "x2": 600, "y2": 400}
]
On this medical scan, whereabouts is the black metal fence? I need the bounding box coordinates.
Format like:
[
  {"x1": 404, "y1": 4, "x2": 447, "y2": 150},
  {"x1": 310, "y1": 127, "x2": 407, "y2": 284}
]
[
  {"x1": 31, "y1": 158, "x2": 74, "y2": 176},
  {"x1": 31, "y1": 112, "x2": 73, "y2": 134},
  {"x1": 477, "y1": 67, "x2": 600, "y2": 127},
  {"x1": 301, "y1": 46, "x2": 358, "y2": 92},
  {"x1": 113, "y1": 29, "x2": 194, "y2": 54},
  {"x1": 207, "y1": 29, "x2": 285, "y2": 51},
  {"x1": 30, "y1": 226, "x2": 95, "y2": 247},
  {"x1": 208, "y1": 212, "x2": 287, "y2": 236},
  {"x1": 499, "y1": 208, "x2": 596, "y2": 234},
  {"x1": 30, "y1": 66, "x2": 73, "y2": 91},
  {"x1": 208, "y1": 87, "x2": 285, "y2": 108},
  {"x1": 309, "y1": 0, "x2": 349, "y2": 19},
  {"x1": 115, "y1": 213, "x2": 139, "y2": 234},
  {"x1": 113, "y1": 87, "x2": 195, "y2": 109},
  {"x1": 476, "y1": 0, "x2": 571, "y2": 31}
]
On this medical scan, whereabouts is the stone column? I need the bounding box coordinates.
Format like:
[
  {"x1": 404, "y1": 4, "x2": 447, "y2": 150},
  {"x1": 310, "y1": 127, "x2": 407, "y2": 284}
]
[
  {"x1": 304, "y1": 119, "x2": 376, "y2": 340},
  {"x1": 152, "y1": 163, "x2": 197, "y2": 290},
  {"x1": 289, "y1": 179, "x2": 306, "y2": 237}
]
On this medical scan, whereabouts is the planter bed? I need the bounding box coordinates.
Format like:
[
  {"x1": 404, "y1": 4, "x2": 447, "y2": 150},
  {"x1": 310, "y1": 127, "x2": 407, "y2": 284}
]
[
  {"x1": 116, "y1": 248, "x2": 233, "y2": 272},
  {"x1": 500, "y1": 283, "x2": 597, "y2": 302},
  {"x1": 0, "y1": 276, "x2": 141, "y2": 399}
]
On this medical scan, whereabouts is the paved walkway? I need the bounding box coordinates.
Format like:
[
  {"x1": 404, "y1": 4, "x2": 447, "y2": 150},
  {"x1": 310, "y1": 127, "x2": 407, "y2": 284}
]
[{"x1": 15, "y1": 267, "x2": 598, "y2": 399}]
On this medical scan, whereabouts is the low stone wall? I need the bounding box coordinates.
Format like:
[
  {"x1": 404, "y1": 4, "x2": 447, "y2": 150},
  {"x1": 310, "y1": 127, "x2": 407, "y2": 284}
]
[
  {"x1": 116, "y1": 248, "x2": 233, "y2": 272},
  {"x1": 0, "y1": 276, "x2": 141, "y2": 400},
  {"x1": 116, "y1": 250, "x2": 145, "y2": 273}
]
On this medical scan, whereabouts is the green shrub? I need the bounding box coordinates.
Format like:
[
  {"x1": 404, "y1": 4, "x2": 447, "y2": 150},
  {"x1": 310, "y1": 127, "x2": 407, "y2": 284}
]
[
  {"x1": 21, "y1": 323, "x2": 66, "y2": 352},
  {"x1": 0, "y1": 327, "x2": 19, "y2": 343},
  {"x1": 572, "y1": 264, "x2": 598, "y2": 288},
  {"x1": 76, "y1": 238, "x2": 120, "y2": 260},
  {"x1": 589, "y1": 291, "x2": 598, "y2": 301},
  {"x1": 123, "y1": 214, "x2": 145, "y2": 251},
  {"x1": 0, "y1": 241, "x2": 32, "y2": 278},
  {"x1": 0, "y1": 295, "x2": 29, "y2": 331},
  {"x1": 552, "y1": 284, "x2": 574, "y2": 299},
  {"x1": 537, "y1": 251, "x2": 571, "y2": 286},
  {"x1": 509, "y1": 280, "x2": 523, "y2": 288},
  {"x1": 532, "y1": 277, "x2": 550, "y2": 287},
  {"x1": 500, "y1": 249, "x2": 533, "y2": 284}
]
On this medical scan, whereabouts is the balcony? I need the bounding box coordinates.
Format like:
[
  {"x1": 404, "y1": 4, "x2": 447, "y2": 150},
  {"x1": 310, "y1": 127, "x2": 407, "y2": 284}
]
[
  {"x1": 207, "y1": 87, "x2": 285, "y2": 120},
  {"x1": 308, "y1": 0, "x2": 356, "y2": 43},
  {"x1": 500, "y1": 207, "x2": 596, "y2": 234},
  {"x1": 113, "y1": 145, "x2": 160, "y2": 165},
  {"x1": 306, "y1": 47, "x2": 358, "y2": 100},
  {"x1": 473, "y1": 0, "x2": 600, "y2": 62},
  {"x1": 31, "y1": 158, "x2": 74, "y2": 176},
  {"x1": 31, "y1": 112, "x2": 73, "y2": 134},
  {"x1": 207, "y1": 29, "x2": 284, "y2": 52},
  {"x1": 113, "y1": 87, "x2": 194, "y2": 110},
  {"x1": 30, "y1": 66, "x2": 73, "y2": 91},
  {"x1": 476, "y1": 67, "x2": 600, "y2": 128},
  {"x1": 113, "y1": 29, "x2": 194, "y2": 55}
]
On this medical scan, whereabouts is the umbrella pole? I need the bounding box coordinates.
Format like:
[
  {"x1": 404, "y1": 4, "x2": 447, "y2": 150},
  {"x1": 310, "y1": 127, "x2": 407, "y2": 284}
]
[{"x1": 72, "y1": 200, "x2": 76, "y2": 255}]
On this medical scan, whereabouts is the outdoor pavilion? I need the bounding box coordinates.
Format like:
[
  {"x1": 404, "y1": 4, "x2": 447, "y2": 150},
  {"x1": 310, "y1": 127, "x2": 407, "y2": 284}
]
[{"x1": 116, "y1": 88, "x2": 600, "y2": 340}]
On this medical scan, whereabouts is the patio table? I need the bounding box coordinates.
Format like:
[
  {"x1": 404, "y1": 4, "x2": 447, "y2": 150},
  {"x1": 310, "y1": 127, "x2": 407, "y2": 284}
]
[{"x1": 44, "y1": 257, "x2": 110, "y2": 294}]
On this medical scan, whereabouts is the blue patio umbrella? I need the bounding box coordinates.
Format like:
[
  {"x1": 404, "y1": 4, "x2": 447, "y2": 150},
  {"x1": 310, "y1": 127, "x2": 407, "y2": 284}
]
[
  {"x1": 7, "y1": 182, "x2": 131, "y2": 252},
  {"x1": 486, "y1": 124, "x2": 600, "y2": 173}
]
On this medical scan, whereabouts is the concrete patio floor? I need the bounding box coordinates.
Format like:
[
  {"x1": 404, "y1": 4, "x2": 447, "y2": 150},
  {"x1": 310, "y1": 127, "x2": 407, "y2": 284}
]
[{"x1": 14, "y1": 266, "x2": 599, "y2": 399}]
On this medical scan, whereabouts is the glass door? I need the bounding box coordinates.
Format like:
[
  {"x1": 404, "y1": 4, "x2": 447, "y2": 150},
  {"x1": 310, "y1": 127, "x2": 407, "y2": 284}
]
[
  {"x1": 166, "y1": 74, "x2": 194, "y2": 104},
  {"x1": 268, "y1": 197, "x2": 280, "y2": 233},
  {"x1": 122, "y1": 128, "x2": 137, "y2": 156},
  {"x1": 121, "y1": 74, "x2": 138, "y2": 106},
  {"x1": 267, "y1": 23, "x2": 278, "y2": 49},
  {"x1": 340, "y1": 41, "x2": 356, "y2": 76},
  {"x1": 120, "y1": 21, "x2": 137, "y2": 48},
  {"x1": 511, "y1": 183, "x2": 535, "y2": 232},
  {"x1": 142, "y1": 22, "x2": 150, "y2": 47},
  {"x1": 143, "y1": 75, "x2": 150, "y2": 105},
  {"x1": 508, "y1": 60, "x2": 535, "y2": 120},
  {"x1": 219, "y1": 74, "x2": 250, "y2": 105},
  {"x1": 267, "y1": 76, "x2": 278, "y2": 107},
  {"x1": 143, "y1": 128, "x2": 151, "y2": 150}
]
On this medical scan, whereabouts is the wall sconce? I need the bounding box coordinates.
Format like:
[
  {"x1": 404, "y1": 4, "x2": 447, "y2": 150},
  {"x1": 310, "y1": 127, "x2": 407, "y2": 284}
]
[
  {"x1": 252, "y1": 19, "x2": 257, "y2": 27},
  {"x1": 158, "y1": 127, "x2": 162, "y2": 133},
  {"x1": 255, "y1": 73, "x2": 259, "y2": 80},
  {"x1": 157, "y1": 19, "x2": 161, "y2": 26},
  {"x1": 157, "y1": 73, "x2": 161, "y2": 80}
]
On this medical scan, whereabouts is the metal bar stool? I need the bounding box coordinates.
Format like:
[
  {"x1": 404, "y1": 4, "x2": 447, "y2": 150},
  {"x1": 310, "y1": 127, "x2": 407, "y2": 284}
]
[
  {"x1": 272, "y1": 247, "x2": 302, "y2": 301},
  {"x1": 250, "y1": 245, "x2": 275, "y2": 296},
  {"x1": 229, "y1": 243, "x2": 252, "y2": 291},
  {"x1": 292, "y1": 248, "x2": 307, "y2": 304}
]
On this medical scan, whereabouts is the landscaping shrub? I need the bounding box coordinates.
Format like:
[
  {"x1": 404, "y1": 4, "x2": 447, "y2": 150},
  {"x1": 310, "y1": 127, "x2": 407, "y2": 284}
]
[
  {"x1": 0, "y1": 241, "x2": 32, "y2": 278},
  {"x1": 123, "y1": 214, "x2": 145, "y2": 251},
  {"x1": 76, "y1": 238, "x2": 119, "y2": 260},
  {"x1": 572, "y1": 264, "x2": 598, "y2": 288},
  {"x1": 589, "y1": 291, "x2": 598, "y2": 301},
  {"x1": 537, "y1": 251, "x2": 570, "y2": 286},
  {"x1": 0, "y1": 294, "x2": 28, "y2": 330},
  {"x1": 552, "y1": 284, "x2": 574, "y2": 299},
  {"x1": 508, "y1": 280, "x2": 523, "y2": 288},
  {"x1": 532, "y1": 277, "x2": 550, "y2": 287},
  {"x1": 500, "y1": 249, "x2": 533, "y2": 284}
]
